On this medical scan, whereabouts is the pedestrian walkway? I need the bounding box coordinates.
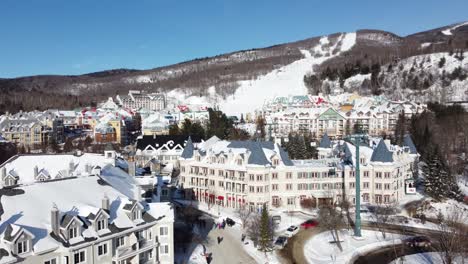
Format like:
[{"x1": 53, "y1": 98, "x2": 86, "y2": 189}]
[{"x1": 199, "y1": 222, "x2": 256, "y2": 264}]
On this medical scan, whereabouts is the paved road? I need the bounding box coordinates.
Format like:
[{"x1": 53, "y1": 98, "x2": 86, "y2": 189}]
[
  {"x1": 354, "y1": 244, "x2": 433, "y2": 264},
  {"x1": 280, "y1": 221, "x2": 444, "y2": 264},
  {"x1": 201, "y1": 225, "x2": 257, "y2": 264}
]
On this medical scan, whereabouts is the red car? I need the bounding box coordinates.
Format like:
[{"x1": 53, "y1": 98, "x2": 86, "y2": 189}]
[{"x1": 300, "y1": 219, "x2": 319, "y2": 229}]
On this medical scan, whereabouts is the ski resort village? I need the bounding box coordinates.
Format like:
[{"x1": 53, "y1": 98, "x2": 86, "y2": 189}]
[{"x1": 1, "y1": 2, "x2": 468, "y2": 264}]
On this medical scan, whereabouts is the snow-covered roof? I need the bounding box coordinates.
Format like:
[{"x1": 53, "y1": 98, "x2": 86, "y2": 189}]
[
  {"x1": 0, "y1": 153, "x2": 111, "y2": 186},
  {"x1": 0, "y1": 172, "x2": 172, "y2": 258}
]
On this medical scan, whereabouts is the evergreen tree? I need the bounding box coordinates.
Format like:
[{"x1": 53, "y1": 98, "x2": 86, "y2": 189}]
[
  {"x1": 206, "y1": 108, "x2": 233, "y2": 139},
  {"x1": 423, "y1": 145, "x2": 463, "y2": 201},
  {"x1": 258, "y1": 204, "x2": 273, "y2": 252},
  {"x1": 345, "y1": 120, "x2": 351, "y2": 136},
  {"x1": 84, "y1": 136, "x2": 93, "y2": 148},
  {"x1": 168, "y1": 124, "x2": 181, "y2": 135},
  {"x1": 438, "y1": 57, "x2": 446, "y2": 68},
  {"x1": 63, "y1": 138, "x2": 74, "y2": 153},
  {"x1": 255, "y1": 116, "x2": 266, "y2": 140},
  {"x1": 296, "y1": 135, "x2": 308, "y2": 159},
  {"x1": 133, "y1": 112, "x2": 142, "y2": 131},
  {"x1": 394, "y1": 112, "x2": 406, "y2": 146}
]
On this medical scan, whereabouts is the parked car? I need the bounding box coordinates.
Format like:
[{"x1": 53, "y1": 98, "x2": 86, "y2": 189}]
[
  {"x1": 274, "y1": 236, "x2": 288, "y2": 249},
  {"x1": 405, "y1": 236, "x2": 431, "y2": 248},
  {"x1": 301, "y1": 219, "x2": 319, "y2": 229},
  {"x1": 226, "y1": 218, "x2": 235, "y2": 227},
  {"x1": 285, "y1": 225, "x2": 299, "y2": 237}
]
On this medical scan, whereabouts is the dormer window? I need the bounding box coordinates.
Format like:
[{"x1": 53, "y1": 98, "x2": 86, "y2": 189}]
[
  {"x1": 236, "y1": 159, "x2": 242, "y2": 166},
  {"x1": 272, "y1": 159, "x2": 279, "y2": 166},
  {"x1": 69, "y1": 226, "x2": 78, "y2": 239},
  {"x1": 17, "y1": 240, "x2": 28, "y2": 254},
  {"x1": 132, "y1": 209, "x2": 141, "y2": 220},
  {"x1": 97, "y1": 219, "x2": 106, "y2": 231}
]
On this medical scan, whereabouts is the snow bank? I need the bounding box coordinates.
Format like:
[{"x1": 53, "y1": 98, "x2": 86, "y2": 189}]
[
  {"x1": 390, "y1": 252, "x2": 467, "y2": 264},
  {"x1": 304, "y1": 229, "x2": 405, "y2": 264}
]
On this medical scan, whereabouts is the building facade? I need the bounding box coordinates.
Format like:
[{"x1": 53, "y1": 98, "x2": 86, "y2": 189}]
[
  {"x1": 0, "y1": 153, "x2": 174, "y2": 264},
  {"x1": 178, "y1": 135, "x2": 419, "y2": 211}
]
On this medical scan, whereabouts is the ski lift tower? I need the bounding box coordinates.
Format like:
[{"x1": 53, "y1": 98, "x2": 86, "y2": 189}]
[{"x1": 345, "y1": 132, "x2": 367, "y2": 237}]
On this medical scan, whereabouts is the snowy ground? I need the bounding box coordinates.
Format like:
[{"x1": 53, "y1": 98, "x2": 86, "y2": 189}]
[
  {"x1": 304, "y1": 229, "x2": 406, "y2": 264},
  {"x1": 391, "y1": 252, "x2": 468, "y2": 264}
]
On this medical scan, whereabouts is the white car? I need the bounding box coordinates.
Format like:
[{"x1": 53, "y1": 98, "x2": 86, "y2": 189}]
[{"x1": 284, "y1": 225, "x2": 299, "y2": 237}]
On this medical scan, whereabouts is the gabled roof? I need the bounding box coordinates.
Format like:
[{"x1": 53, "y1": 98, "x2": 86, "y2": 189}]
[
  {"x1": 180, "y1": 137, "x2": 194, "y2": 159},
  {"x1": 403, "y1": 135, "x2": 418, "y2": 154},
  {"x1": 278, "y1": 146, "x2": 294, "y2": 166},
  {"x1": 227, "y1": 141, "x2": 273, "y2": 166},
  {"x1": 318, "y1": 133, "x2": 332, "y2": 148},
  {"x1": 136, "y1": 135, "x2": 202, "y2": 150},
  {"x1": 370, "y1": 140, "x2": 394, "y2": 162}
]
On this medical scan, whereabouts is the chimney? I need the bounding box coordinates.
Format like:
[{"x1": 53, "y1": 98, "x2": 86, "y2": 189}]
[
  {"x1": 128, "y1": 161, "x2": 136, "y2": 177},
  {"x1": 0, "y1": 167, "x2": 6, "y2": 180},
  {"x1": 69, "y1": 160, "x2": 75, "y2": 176},
  {"x1": 51, "y1": 204, "x2": 60, "y2": 236},
  {"x1": 34, "y1": 166, "x2": 39, "y2": 179},
  {"x1": 134, "y1": 185, "x2": 141, "y2": 201},
  {"x1": 102, "y1": 194, "x2": 110, "y2": 211}
]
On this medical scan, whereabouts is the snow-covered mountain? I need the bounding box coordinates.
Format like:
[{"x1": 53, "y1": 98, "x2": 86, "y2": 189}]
[{"x1": 1, "y1": 21, "x2": 467, "y2": 114}]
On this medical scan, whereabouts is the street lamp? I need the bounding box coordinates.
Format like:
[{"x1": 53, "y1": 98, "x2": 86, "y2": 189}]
[{"x1": 345, "y1": 133, "x2": 367, "y2": 237}]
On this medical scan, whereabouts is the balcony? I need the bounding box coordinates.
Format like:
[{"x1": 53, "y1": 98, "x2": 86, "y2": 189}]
[{"x1": 114, "y1": 239, "x2": 157, "y2": 261}]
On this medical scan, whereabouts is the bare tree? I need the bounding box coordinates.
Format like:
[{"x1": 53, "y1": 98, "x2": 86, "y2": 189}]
[
  {"x1": 434, "y1": 208, "x2": 468, "y2": 264},
  {"x1": 369, "y1": 203, "x2": 397, "y2": 239},
  {"x1": 318, "y1": 203, "x2": 345, "y2": 252},
  {"x1": 236, "y1": 206, "x2": 252, "y2": 231}
]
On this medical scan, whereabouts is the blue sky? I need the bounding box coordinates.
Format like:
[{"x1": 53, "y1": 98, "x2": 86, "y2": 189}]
[{"x1": 1, "y1": 0, "x2": 467, "y2": 78}]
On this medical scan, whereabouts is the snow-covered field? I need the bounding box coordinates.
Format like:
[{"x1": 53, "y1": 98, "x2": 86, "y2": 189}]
[
  {"x1": 304, "y1": 229, "x2": 406, "y2": 264},
  {"x1": 391, "y1": 252, "x2": 468, "y2": 264}
]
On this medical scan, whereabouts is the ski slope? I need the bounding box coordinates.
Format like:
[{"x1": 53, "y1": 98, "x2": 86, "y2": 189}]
[{"x1": 220, "y1": 33, "x2": 356, "y2": 116}]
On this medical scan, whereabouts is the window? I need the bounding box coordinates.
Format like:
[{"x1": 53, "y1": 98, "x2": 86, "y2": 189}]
[
  {"x1": 376, "y1": 172, "x2": 382, "y2": 178},
  {"x1": 74, "y1": 250, "x2": 86, "y2": 263},
  {"x1": 272, "y1": 173, "x2": 278, "y2": 180},
  {"x1": 375, "y1": 195, "x2": 382, "y2": 204},
  {"x1": 69, "y1": 226, "x2": 78, "y2": 239},
  {"x1": 256, "y1": 174, "x2": 263, "y2": 181},
  {"x1": 363, "y1": 171, "x2": 369, "y2": 177},
  {"x1": 132, "y1": 209, "x2": 140, "y2": 220},
  {"x1": 376, "y1": 183, "x2": 382, "y2": 190},
  {"x1": 115, "y1": 236, "x2": 125, "y2": 248},
  {"x1": 272, "y1": 184, "x2": 278, "y2": 191},
  {"x1": 44, "y1": 258, "x2": 57, "y2": 264},
  {"x1": 272, "y1": 159, "x2": 279, "y2": 166},
  {"x1": 249, "y1": 174, "x2": 254, "y2": 181},
  {"x1": 17, "y1": 240, "x2": 28, "y2": 254},
  {"x1": 384, "y1": 195, "x2": 391, "y2": 203},
  {"x1": 384, "y1": 183, "x2": 391, "y2": 190},
  {"x1": 287, "y1": 197, "x2": 295, "y2": 205},
  {"x1": 349, "y1": 182, "x2": 355, "y2": 188},
  {"x1": 256, "y1": 186, "x2": 263, "y2": 193},
  {"x1": 160, "y1": 244, "x2": 169, "y2": 255},
  {"x1": 384, "y1": 172, "x2": 391, "y2": 179},
  {"x1": 286, "y1": 172, "x2": 292, "y2": 179},
  {"x1": 286, "y1": 184, "x2": 292, "y2": 190},
  {"x1": 160, "y1": 226, "x2": 169, "y2": 236},
  {"x1": 249, "y1": 186, "x2": 254, "y2": 193},
  {"x1": 97, "y1": 219, "x2": 106, "y2": 231},
  {"x1": 97, "y1": 243, "x2": 108, "y2": 256},
  {"x1": 363, "y1": 182, "x2": 369, "y2": 189},
  {"x1": 349, "y1": 171, "x2": 355, "y2": 177}
]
